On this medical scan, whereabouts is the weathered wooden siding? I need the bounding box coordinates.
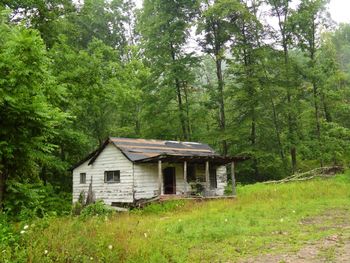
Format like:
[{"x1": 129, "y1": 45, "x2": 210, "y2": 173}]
[
  {"x1": 215, "y1": 165, "x2": 227, "y2": 195},
  {"x1": 72, "y1": 144, "x2": 133, "y2": 204}
]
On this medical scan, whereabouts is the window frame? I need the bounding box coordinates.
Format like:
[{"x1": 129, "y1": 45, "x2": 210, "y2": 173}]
[
  {"x1": 80, "y1": 173, "x2": 86, "y2": 184},
  {"x1": 104, "y1": 170, "x2": 121, "y2": 183}
]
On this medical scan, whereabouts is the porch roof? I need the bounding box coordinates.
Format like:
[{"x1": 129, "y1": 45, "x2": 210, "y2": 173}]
[{"x1": 134, "y1": 153, "x2": 248, "y2": 165}]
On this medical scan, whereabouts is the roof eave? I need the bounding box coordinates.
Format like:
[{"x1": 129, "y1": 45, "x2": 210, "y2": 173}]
[{"x1": 134, "y1": 154, "x2": 249, "y2": 164}]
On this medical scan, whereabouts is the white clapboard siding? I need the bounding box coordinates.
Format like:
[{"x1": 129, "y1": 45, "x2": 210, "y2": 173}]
[
  {"x1": 72, "y1": 144, "x2": 133, "y2": 204},
  {"x1": 215, "y1": 165, "x2": 227, "y2": 195}
]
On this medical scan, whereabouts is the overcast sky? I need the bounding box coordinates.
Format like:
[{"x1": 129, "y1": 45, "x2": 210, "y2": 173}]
[
  {"x1": 328, "y1": 0, "x2": 350, "y2": 23},
  {"x1": 134, "y1": 0, "x2": 350, "y2": 24}
]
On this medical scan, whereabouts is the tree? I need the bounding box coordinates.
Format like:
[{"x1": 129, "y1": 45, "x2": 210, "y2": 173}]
[
  {"x1": 267, "y1": 0, "x2": 301, "y2": 172},
  {"x1": 0, "y1": 11, "x2": 65, "y2": 206},
  {"x1": 197, "y1": 0, "x2": 246, "y2": 155},
  {"x1": 138, "y1": 0, "x2": 199, "y2": 140},
  {"x1": 2, "y1": 0, "x2": 75, "y2": 48},
  {"x1": 292, "y1": 0, "x2": 329, "y2": 166}
]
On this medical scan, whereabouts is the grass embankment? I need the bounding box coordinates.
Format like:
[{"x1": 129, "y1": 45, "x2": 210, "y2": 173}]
[{"x1": 4, "y1": 173, "x2": 350, "y2": 262}]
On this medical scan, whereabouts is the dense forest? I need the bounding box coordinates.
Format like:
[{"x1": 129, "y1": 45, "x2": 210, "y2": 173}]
[{"x1": 1, "y1": 0, "x2": 350, "y2": 218}]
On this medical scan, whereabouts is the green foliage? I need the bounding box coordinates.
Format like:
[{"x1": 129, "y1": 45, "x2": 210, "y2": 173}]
[
  {"x1": 4, "y1": 180, "x2": 71, "y2": 221},
  {"x1": 79, "y1": 200, "x2": 114, "y2": 219},
  {"x1": 0, "y1": 212, "x2": 18, "y2": 246}
]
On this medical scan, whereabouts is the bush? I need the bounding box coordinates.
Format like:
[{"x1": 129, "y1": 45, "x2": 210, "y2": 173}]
[
  {"x1": 4, "y1": 180, "x2": 71, "y2": 221},
  {"x1": 0, "y1": 212, "x2": 18, "y2": 247},
  {"x1": 80, "y1": 200, "x2": 114, "y2": 218}
]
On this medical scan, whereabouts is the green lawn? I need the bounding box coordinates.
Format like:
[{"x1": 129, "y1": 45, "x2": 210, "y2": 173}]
[{"x1": 3, "y1": 173, "x2": 350, "y2": 263}]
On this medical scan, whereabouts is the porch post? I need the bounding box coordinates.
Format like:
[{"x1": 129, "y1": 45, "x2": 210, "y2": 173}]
[
  {"x1": 183, "y1": 161, "x2": 187, "y2": 195},
  {"x1": 158, "y1": 160, "x2": 162, "y2": 196},
  {"x1": 205, "y1": 160, "x2": 210, "y2": 195},
  {"x1": 231, "y1": 161, "x2": 236, "y2": 196}
]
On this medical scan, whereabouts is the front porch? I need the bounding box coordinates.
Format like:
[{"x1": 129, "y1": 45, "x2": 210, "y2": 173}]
[{"x1": 135, "y1": 154, "x2": 243, "y2": 198}]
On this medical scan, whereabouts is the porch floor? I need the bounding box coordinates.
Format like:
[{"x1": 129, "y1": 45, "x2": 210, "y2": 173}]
[{"x1": 159, "y1": 194, "x2": 236, "y2": 201}]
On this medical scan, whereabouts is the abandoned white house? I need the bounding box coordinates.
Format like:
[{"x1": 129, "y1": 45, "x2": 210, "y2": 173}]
[{"x1": 72, "y1": 137, "x2": 244, "y2": 205}]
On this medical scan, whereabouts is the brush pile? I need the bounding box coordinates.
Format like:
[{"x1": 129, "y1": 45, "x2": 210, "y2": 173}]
[{"x1": 263, "y1": 166, "x2": 344, "y2": 184}]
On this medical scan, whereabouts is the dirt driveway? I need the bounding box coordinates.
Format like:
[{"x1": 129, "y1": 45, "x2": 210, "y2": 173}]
[{"x1": 240, "y1": 209, "x2": 350, "y2": 263}]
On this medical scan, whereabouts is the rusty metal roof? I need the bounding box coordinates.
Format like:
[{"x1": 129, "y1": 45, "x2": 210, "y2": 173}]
[
  {"x1": 71, "y1": 137, "x2": 248, "y2": 170},
  {"x1": 109, "y1": 137, "x2": 219, "y2": 161}
]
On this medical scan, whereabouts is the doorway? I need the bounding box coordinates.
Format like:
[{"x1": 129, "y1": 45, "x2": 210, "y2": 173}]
[{"x1": 163, "y1": 167, "x2": 176, "y2": 194}]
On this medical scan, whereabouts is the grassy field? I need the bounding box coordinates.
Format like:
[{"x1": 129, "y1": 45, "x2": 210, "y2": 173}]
[{"x1": 3, "y1": 173, "x2": 350, "y2": 263}]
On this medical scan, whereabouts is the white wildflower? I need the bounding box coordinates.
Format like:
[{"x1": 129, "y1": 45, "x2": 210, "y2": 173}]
[
  {"x1": 292, "y1": 210, "x2": 296, "y2": 213},
  {"x1": 178, "y1": 219, "x2": 182, "y2": 222},
  {"x1": 23, "y1": 225, "x2": 29, "y2": 230},
  {"x1": 280, "y1": 218, "x2": 284, "y2": 222},
  {"x1": 224, "y1": 218, "x2": 228, "y2": 222},
  {"x1": 144, "y1": 232, "x2": 148, "y2": 238},
  {"x1": 90, "y1": 257, "x2": 93, "y2": 260},
  {"x1": 20, "y1": 230, "x2": 25, "y2": 234},
  {"x1": 44, "y1": 250, "x2": 48, "y2": 255},
  {"x1": 108, "y1": 245, "x2": 113, "y2": 250}
]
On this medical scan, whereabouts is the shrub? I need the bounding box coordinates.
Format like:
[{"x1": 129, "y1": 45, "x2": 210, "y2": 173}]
[
  {"x1": 80, "y1": 200, "x2": 114, "y2": 218},
  {"x1": 4, "y1": 180, "x2": 71, "y2": 221},
  {"x1": 0, "y1": 212, "x2": 18, "y2": 247}
]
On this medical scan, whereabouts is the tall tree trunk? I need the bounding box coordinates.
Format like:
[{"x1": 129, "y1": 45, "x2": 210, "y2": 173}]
[
  {"x1": 175, "y1": 78, "x2": 188, "y2": 140},
  {"x1": 250, "y1": 106, "x2": 259, "y2": 179},
  {"x1": 270, "y1": 96, "x2": 288, "y2": 170},
  {"x1": 215, "y1": 58, "x2": 227, "y2": 155},
  {"x1": 310, "y1": 21, "x2": 323, "y2": 167},
  {"x1": 183, "y1": 82, "x2": 192, "y2": 140},
  {"x1": 272, "y1": 0, "x2": 297, "y2": 173},
  {"x1": 312, "y1": 79, "x2": 323, "y2": 167},
  {"x1": 253, "y1": 10, "x2": 287, "y2": 172},
  {"x1": 321, "y1": 92, "x2": 332, "y2": 122},
  {"x1": 170, "y1": 43, "x2": 189, "y2": 140},
  {"x1": 283, "y1": 44, "x2": 297, "y2": 173}
]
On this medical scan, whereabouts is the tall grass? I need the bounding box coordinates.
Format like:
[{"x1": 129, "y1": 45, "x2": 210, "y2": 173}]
[{"x1": 2, "y1": 173, "x2": 350, "y2": 262}]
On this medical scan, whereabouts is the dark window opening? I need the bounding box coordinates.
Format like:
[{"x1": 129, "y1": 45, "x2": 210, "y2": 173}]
[
  {"x1": 104, "y1": 170, "x2": 120, "y2": 183},
  {"x1": 80, "y1": 173, "x2": 86, "y2": 184},
  {"x1": 209, "y1": 166, "x2": 217, "y2": 189},
  {"x1": 187, "y1": 164, "x2": 196, "y2": 182}
]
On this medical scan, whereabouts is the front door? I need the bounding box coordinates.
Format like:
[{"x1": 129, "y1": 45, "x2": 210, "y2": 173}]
[{"x1": 163, "y1": 167, "x2": 176, "y2": 194}]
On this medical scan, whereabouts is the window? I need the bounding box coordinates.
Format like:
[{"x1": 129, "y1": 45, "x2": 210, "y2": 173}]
[
  {"x1": 187, "y1": 165, "x2": 196, "y2": 182},
  {"x1": 209, "y1": 166, "x2": 217, "y2": 189},
  {"x1": 104, "y1": 170, "x2": 120, "y2": 183},
  {"x1": 80, "y1": 173, "x2": 86, "y2": 184}
]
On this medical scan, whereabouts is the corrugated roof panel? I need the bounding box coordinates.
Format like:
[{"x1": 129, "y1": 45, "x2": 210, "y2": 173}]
[{"x1": 110, "y1": 137, "x2": 218, "y2": 162}]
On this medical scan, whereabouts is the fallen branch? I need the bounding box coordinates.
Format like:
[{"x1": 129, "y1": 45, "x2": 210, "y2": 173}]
[{"x1": 263, "y1": 166, "x2": 344, "y2": 184}]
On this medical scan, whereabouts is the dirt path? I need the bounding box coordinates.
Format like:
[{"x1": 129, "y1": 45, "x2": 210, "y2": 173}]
[{"x1": 240, "y1": 209, "x2": 350, "y2": 263}]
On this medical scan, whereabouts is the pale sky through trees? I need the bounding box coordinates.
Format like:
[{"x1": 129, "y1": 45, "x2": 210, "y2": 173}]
[{"x1": 134, "y1": 0, "x2": 350, "y2": 24}]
